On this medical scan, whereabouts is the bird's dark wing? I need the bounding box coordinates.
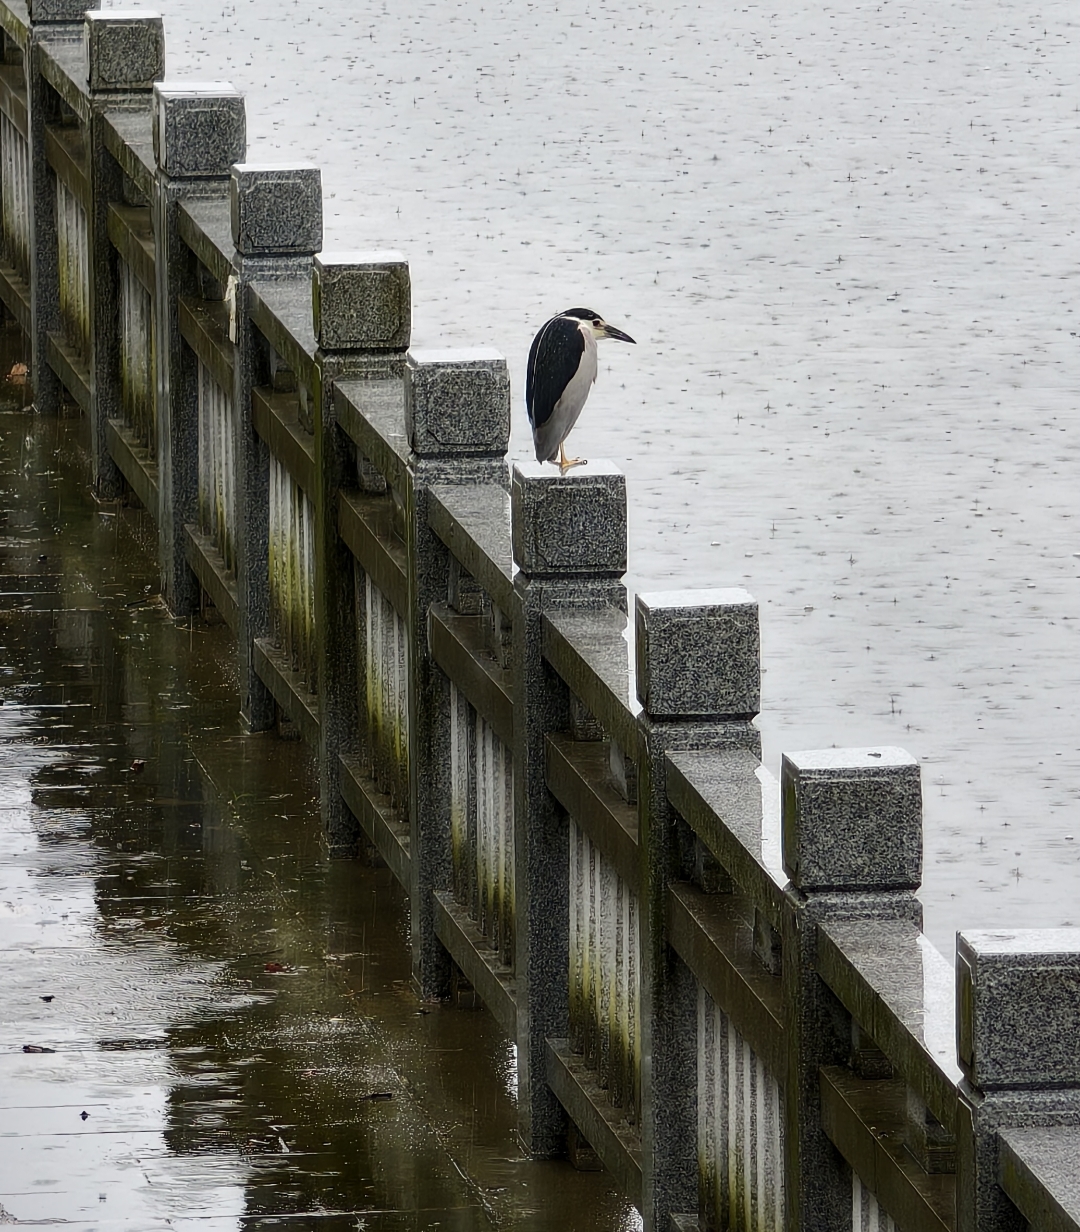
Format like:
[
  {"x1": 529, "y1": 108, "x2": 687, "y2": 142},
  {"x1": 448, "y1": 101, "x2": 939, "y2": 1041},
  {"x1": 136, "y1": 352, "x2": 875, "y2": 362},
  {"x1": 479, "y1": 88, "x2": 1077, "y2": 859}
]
[{"x1": 526, "y1": 315, "x2": 585, "y2": 431}]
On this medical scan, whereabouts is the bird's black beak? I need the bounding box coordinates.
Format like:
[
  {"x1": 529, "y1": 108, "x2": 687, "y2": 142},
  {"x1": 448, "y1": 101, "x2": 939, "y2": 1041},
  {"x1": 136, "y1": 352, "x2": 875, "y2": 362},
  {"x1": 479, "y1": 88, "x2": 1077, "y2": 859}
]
[{"x1": 599, "y1": 321, "x2": 636, "y2": 344}]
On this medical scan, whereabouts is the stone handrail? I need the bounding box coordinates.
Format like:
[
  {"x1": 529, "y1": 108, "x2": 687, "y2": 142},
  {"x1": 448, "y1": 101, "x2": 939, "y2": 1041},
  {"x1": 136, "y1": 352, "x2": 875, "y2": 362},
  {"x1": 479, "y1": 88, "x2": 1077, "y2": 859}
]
[
  {"x1": 999, "y1": 1128, "x2": 1080, "y2": 1232},
  {"x1": 427, "y1": 482, "x2": 515, "y2": 614}
]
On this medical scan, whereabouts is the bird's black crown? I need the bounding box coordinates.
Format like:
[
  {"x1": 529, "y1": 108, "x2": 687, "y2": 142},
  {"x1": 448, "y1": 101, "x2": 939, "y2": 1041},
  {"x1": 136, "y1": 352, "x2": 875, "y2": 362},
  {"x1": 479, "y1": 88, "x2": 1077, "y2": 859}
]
[{"x1": 561, "y1": 307, "x2": 602, "y2": 321}]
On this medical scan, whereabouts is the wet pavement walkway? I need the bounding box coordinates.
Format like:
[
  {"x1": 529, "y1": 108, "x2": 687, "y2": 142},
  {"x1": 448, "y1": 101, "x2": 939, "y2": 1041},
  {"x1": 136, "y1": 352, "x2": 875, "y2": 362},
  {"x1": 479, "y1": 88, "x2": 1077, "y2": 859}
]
[{"x1": 0, "y1": 321, "x2": 635, "y2": 1230}]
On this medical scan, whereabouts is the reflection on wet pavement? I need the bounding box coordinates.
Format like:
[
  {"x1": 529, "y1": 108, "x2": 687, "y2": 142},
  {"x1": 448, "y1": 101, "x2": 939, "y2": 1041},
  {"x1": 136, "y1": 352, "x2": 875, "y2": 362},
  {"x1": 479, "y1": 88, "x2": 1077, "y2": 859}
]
[{"x1": 0, "y1": 321, "x2": 636, "y2": 1230}]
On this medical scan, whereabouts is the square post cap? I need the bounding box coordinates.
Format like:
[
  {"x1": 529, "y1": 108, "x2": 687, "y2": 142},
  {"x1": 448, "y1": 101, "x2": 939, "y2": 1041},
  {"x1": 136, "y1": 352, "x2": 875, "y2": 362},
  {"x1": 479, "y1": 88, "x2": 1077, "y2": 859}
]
[
  {"x1": 511, "y1": 461, "x2": 626, "y2": 578},
  {"x1": 28, "y1": 0, "x2": 99, "y2": 22},
  {"x1": 230, "y1": 164, "x2": 322, "y2": 256},
  {"x1": 153, "y1": 82, "x2": 246, "y2": 178},
  {"x1": 635, "y1": 588, "x2": 759, "y2": 720},
  {"x1": 781, "y1": 747, "x2": 922, "y2": 891},
  {"x1": 312, "y1": 252, "x2": 410, "y2": 352},
  {"x1": 957, "y1": 929, "x2": 1080, "y2": 1091},
  {"x1": 405, "y1": 348, "x2": 510, "y2": 457},
  {"x1": 86, "y1": 12, "x2": 164, "y2": 92}
]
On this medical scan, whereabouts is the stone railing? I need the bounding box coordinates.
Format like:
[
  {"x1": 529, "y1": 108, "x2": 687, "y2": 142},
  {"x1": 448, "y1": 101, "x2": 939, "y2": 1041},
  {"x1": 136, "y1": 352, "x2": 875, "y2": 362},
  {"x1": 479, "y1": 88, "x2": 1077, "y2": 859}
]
[{"x1": 2, "y1": 4, "x2": 1079, "y2": 1231}]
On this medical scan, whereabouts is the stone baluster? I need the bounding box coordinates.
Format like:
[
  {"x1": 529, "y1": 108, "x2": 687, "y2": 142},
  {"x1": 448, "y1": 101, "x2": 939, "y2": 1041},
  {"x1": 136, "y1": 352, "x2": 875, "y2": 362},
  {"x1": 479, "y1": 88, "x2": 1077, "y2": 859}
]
[
  {"x1": 404, "y1": 349, "x2": 510, "y2": 996},
  {"x1": 152, "y1": 82, "x2": 245, "y2": 615},
  {"x1": 229, "y1": 163, "x2": 322, "y2": 731},
  {"x1": 85, "y1": 11, "x2": 164, "y2": 498},
  {"x1": 310, "y1": 252, "x2": 409, "y2": 845},
  {"x1": 634, "y1": 589, "x2": 761, "y2": 1231},
  {"x1": 780, "y1": 747, "x2": 923, "y2": 1231},
  {"x1": 25, "y1": 0, "x2": 101, "y2": 416},
  {"x1": 511, "y1": 460, "x2": 627, "y2": 1156},
  {"x1": 956, "y1": 928, "x2": 1080, "y2": 1232}
]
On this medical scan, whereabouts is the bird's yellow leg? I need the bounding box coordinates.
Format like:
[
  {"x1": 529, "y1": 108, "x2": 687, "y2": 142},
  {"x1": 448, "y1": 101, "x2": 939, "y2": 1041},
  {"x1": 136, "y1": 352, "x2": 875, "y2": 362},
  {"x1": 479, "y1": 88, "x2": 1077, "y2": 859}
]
[{"x1": 558, "y1": 442, "x2": 587, "y2": 471}]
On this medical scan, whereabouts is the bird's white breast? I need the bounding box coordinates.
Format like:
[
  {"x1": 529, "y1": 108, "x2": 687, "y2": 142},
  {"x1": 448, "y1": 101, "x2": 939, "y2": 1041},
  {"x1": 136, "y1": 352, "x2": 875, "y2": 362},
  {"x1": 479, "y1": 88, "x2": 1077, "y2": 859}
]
[{"x1": 552, "y1": 325, "x2": 597, "y2": 429}]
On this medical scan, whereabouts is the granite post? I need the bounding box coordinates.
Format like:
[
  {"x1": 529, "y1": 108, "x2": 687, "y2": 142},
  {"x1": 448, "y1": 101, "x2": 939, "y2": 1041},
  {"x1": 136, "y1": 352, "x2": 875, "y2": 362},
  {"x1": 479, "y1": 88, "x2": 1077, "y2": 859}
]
[
  {"x1": 85, "y1": 11, "x2": 164, "y2": 499},
  {"x1": 0, "y1": 21, "x2": 32, "y2": 339},
  {"x1": 229, "y1": 163, "x2": 322, "y2": 731},
  {"x1": 511, "y1": 460, "x2": 627, "y2": 1156},
  {"x1": 780, "y1": 746, "x2": 924, "y2": 1232},
  {"x1": 955, "y1": 929, "x2": 1080, "y2": 1232},
  {"x1": 152, "y1": 82, "x2": 245, "y2": 616},
  {"x1": 25, "y1": 0, "x2": 101, "y2": 415},
  {"x1": 404, "y1": 348, "x2": 510, "y2": 998},
  {"x1": 634, "y1": 589, "x2": 762, "y2": 1232},
  {"x1": 311, "y1": 252, "x2": 410, "y2": 846}
]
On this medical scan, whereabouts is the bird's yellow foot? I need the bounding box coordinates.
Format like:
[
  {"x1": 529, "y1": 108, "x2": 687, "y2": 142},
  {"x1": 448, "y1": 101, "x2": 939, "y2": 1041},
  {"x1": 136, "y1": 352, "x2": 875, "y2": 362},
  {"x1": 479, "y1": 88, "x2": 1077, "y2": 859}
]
[{"x1": 558, "y1": 445, "x2": 587, "y2": 471}]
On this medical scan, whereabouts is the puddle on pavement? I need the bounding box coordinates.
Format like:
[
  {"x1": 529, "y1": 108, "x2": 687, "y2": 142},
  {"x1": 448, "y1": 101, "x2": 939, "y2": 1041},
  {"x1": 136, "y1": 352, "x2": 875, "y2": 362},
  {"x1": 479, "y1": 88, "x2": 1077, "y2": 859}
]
[{"x1": 0, "y1": 319, "x2": 637, "y2": 1230}]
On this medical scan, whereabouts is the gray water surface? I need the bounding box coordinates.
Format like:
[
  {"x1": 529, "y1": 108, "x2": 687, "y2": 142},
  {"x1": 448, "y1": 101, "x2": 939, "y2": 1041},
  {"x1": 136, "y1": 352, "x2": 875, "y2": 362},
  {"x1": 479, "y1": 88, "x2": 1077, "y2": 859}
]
[{"x1": 101, "y1": 0, "x2": 1080, "y2": 949}]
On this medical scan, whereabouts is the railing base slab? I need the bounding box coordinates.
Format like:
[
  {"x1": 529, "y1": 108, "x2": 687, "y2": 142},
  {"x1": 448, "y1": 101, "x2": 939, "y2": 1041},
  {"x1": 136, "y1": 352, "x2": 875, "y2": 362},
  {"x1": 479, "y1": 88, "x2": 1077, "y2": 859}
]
[
  {"x1": 545, "y1": 1037, "x2": 643, "y2": 1209},
  {"x1": 339, "y1": 752, "x2": 410, "y2": 889},
  {"x1": 253, "y1": 637, "x2": 319, "y2": 747},
  {"x1": 432, "y1": 890, "x2": 516, "y2": 1037}
]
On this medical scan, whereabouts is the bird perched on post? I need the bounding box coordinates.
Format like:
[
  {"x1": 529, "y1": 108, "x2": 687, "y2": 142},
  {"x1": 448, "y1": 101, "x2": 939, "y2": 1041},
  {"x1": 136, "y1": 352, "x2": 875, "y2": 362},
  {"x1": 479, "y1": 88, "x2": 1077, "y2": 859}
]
[{"x1": 526, "y1": 308, "x2": 636, "y2": 470}]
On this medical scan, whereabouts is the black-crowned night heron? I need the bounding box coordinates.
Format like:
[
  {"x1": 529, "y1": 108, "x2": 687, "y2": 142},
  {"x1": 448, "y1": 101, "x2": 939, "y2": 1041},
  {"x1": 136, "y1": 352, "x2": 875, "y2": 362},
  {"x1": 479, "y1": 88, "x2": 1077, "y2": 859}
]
[{"x1": 526, "y1": 308, "x2": 636, "y2": 470}]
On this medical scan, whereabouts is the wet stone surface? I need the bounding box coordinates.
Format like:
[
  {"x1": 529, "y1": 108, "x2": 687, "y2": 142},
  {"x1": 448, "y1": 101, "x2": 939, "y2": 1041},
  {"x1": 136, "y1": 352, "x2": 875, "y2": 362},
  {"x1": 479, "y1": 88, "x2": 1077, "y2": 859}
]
[{"x1": 0, "y1": 325, "x2": 635, "y2": 1229}]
